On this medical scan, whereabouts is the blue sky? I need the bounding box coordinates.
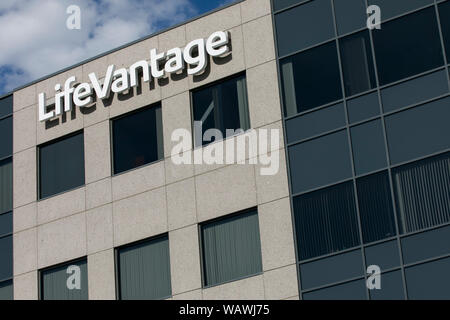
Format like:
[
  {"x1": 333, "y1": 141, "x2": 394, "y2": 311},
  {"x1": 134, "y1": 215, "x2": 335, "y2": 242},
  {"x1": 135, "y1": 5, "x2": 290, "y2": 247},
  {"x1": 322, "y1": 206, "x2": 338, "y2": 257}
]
[{"x1": 0, "y1": 0, "x2": 236, "y2": 96}]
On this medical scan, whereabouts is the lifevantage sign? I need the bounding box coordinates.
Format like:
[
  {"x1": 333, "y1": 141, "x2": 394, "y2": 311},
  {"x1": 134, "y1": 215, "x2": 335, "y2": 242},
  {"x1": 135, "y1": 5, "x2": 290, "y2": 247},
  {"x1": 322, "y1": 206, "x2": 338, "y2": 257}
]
[{"x1": 38, "y1": 31, "x2": 231, "y2": 122}]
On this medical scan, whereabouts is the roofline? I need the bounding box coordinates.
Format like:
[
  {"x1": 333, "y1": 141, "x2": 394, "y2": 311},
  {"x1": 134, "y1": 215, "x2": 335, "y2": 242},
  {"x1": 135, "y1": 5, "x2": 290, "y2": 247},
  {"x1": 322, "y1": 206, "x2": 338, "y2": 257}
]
[{"x1": 0, "y1": 0, "x2": 245, "y2": 100}]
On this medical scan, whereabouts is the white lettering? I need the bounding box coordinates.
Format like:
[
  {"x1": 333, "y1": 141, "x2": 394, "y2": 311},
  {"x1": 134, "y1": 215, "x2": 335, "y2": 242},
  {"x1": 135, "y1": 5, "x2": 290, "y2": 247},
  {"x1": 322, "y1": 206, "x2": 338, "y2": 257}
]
[
  {"x1": 73, "y1": 83, "x2": 92, "y2": 107},
  {"x1": 184, "y1": 38, "x2": 207, "y2": 75},
  {"x1": 38, "y1": 31, "x2": 231, "y2": 122}
]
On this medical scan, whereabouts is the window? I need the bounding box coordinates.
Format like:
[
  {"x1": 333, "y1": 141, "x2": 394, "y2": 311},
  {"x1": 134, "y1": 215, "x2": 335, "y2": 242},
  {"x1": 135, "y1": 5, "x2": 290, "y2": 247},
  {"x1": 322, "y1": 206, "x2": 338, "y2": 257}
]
[
  {"x1": 0, "y1": 280, "x2": 13, "y2": 300},
  {"x1": 273, "y1": 0, "x2": 303, "y2": 12},
  {"x1": 334, "y1": 0, "x2": 367, "y2": 35},
  {"x1": 0, "y1": 158, "x2": 12, "y2": 214},
  {"x1": 405, "y1": 256, "x2": 450, "y2": 300},
  {"x1": 0, "y1": 235, "x2": 13, "y2": 283},
  {"x1": 288, "y1": 130, "x2": 352, "y2": 194},
  {"x1": 117, "y1": 235, "x2": 171, "y2": 300},
  {"x1": 373, "y1": 7, "x2": 444, "y2": 85},
  {"x1": 40, "y1": 259, "x2": 88, "y2": 300},
  {"x1": 369, "y1": 270, "x2": 404, "y2": 300},
  {"x1": 192, "y1": 74, "x2": 250, "y2": 147},
  {"x1": 275, "y1": 0, "x2": 335, "y2": 56},
  {"x1": 350, "y1": 119, "x2": 387, "y2": 175},
  {"x1": 280, "y1": 42, "x2": 342, "y2": 116},
  {"x1": 200, "y1": 209, "x2": 262, "y2": 287},
  {"x1": 347, "y1": 92, "x2": 380, "y2": 124},
  {"x1": 39, "y1": 131, "x2": 85, "y2": 199},
  {"x1": 381, "y1": 69, "x2": 448, "y2": 113},
  {"x1": 339, "y1": 30, "x2": 376, "y2": 97},
  {"x1": 112, "y1": 104, "x2": 163, "y2": 174},
  {"x1": 0, "y1": 94, "x2": 12, "y2": 301},
  {"x1": 365, "y1": 240, "x2": 400, "y2": 272},
  {"x1": 0, "y1": 212, "x2": 12, "y2": 238},
  {"x1": 368, "y1": 0, "x2": 434, "y2": 21},
  {"x1": 303, "y1": 279, "x2": 366, "y2": 300},
  {"x1": 439, "y1": 1, "x2": 450, "y2": 61},
  {"x1": 285, "y1": 103, "x2": 346, "y2": 144},
  {"x1": 385, "y1": 97, "x2": 450, "y2": 165},
  {"x1": 393, "y1": 152, "x2": 450, "y2": 234},
  {"x1": 356, "y1": 171, "x2": 396, "y2": 244},
  {"x1": 300, "y1": 249, "x2": 364, "y2": 290},
  {"x1": 0, "y1": 95, "x2": 12, "y2": 119},
  {"x1": 0, "y1": 117, "x2": 12, "y2": 159},
  {"x1": 293, "y1": 181, "x2": 361, "y2": 261},
  {"x1": 401, "y1": 225, "x2": 450, "y2": 265}
]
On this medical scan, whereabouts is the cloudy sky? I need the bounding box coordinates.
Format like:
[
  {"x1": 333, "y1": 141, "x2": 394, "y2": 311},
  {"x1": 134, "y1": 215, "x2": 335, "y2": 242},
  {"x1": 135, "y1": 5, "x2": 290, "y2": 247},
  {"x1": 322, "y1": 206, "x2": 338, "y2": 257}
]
[{"x1": 0, "y1": 0, "x2": 235, "y2": 95}]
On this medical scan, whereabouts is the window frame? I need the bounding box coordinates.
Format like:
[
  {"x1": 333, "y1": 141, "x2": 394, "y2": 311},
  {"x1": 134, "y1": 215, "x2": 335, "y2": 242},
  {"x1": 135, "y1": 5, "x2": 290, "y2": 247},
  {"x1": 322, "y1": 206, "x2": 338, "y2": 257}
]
[
  {"x1": 38, "y1": 256, "x2": 88, "y2": 300},
  {"x1": 279, "y1": 40, "x2": 343, "y2": 117},
  {"x1": 190, "y1": 71, "x2": 251, "y2": 149},
  {"x1": 198, "y1": 207, "x2": 263, "y2": 288},
  {"x1": 110, "y1": 102, "x2": 164, "y2": 176},
  {"x1": 0, "y1": 115, "x2": 13, "y2": 160},
  {"x1": 372, "y1": 6, "x2": 445, "y2": 86},
  {"x1": 114, "y1": 233, "x2": 172, "y2": 300},
  {"x1": 37, "y1": 130, "x2": 86, "y2": 201}
]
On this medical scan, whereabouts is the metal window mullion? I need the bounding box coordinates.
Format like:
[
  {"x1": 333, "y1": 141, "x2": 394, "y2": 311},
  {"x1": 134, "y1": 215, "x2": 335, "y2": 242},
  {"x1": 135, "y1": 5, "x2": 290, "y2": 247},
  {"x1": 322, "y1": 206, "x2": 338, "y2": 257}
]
[
  {"x1": 270, "y1": 0, "x2": 304, "y2": 299},
  {"x1": 365, "y1": 0, "x2": 409, "y2": 299},
  {"x1": 212, "y1": 86, "x2": 223, "y2": 135},
  {"x1": 433, "y1": 1, "x2": 450, "y2": 91},
  {"x1": 331, "y1": 0, "x2": 369, "y2": 300}
]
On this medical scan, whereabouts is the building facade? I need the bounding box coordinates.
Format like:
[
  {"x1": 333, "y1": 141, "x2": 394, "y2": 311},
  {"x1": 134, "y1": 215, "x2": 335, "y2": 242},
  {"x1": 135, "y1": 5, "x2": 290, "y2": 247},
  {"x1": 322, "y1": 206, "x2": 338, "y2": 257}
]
[{"x1": 0, "y1": 0, "x2": 449, "y2": 300}]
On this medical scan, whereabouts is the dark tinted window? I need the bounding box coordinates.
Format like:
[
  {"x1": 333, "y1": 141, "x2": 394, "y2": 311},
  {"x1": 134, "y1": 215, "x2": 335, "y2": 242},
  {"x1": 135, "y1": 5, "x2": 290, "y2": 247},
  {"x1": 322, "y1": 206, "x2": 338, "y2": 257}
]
[
  {"x1": 339, "y1": 30, "x2": 376, "y2": 96},
  {"x1": 385, "y1": 97, "x2": 450, "y2": 164},
  {"x1": 347, "y1": 92, "x2": 380, "y2": 124},
  {"x1": 285, "y1": 103, "x2": 345, "y2": 143},
  {"x1": 350, "y1": 119, "x2": 387, "y2": 175},
  {"x1": 0, "y1": 95, "x2": 13, "y2": 119},
  {"x1": 41, "y1": 259, "x2": 88, "y2": 300},
  {"x1": 39, "y1": 132, "x2": 85, "y2": 199},
  {"x1": 381, "y1": 69, "x2": 449, "y2": 113},
  {"x1": 393, "y1": 152, "x2": 450, "y2": 234},
  {"x1": 373, "y1": 8, "x2": 444, "y2": 85},
  {"x1": 303, "y1": 279, "x2": 367, "y2": 300},
  {"x1": 0, "y1": 158, "x2": 13, "y2": 214},
  {"x1": 369, "y1": 270, "x2": 405, "y2": 300},
  {"x1": 293, "y1": 181, "x2": 361, "y2": 260},
  {"x1": 439, "y1": 1, "x2": 450, "y2": 61},
  {"x1": 201, "y1": 209, "x2": 262, "y2": 286},
  {"x1": 275, "y1": 0, "x2": 335, "y2": 56},
  {"x1": 112, "y1": 104, "x2": 163, "y2": 174},
  {"x1": 289, "y1": 130, "x2": 352, "y2": 193},
  {"x1": 365, "y1": 240, "x2": 400, "y2": 272},
  {"x1": 273, "y1": 0, "x2": 303, "y2": 11},
  {"x1": 334, "y1": 0, "x2": 367, "y2": 35},
  {"x1": 0, "y1": 236, "x2": 12, "y2": 281},
  {"x1": 357, "y1": 171, "x2": 396, "y2": 244},
  {"x1": 369, "y1": 0, "x2": 434, "y2": 21},
  {"x1": 0, "y1": 117, "x2": 12, "y2": 159},
  {"x1": 118, "y1": 235, "x2": 172, "y2": 300},
  {"x1": 280, "y1": 42, "x2": 342, "y2": 116},
  {"x1": 192, "y1": 74, "x2": 250, "y2": 147},
  {"x1": 405, "y1": 257, "x2": 450, "y2": 300},
  {"x1": 300, "y1": 249, "x2": 364, "y2": 290},
  {"x1": 401, "y1": 225, "x2": 450, "y2": 265},
  {"x1": 0, "y1": 280, "x2": 13, "y2": 300},
  {"x1": 0, "y1": 212, "x2": 12, "y2": 237}
]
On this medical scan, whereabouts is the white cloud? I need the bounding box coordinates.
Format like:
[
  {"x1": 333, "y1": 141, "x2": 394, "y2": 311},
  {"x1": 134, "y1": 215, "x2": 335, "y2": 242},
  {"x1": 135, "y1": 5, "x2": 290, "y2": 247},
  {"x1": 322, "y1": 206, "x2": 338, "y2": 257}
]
[{"x1": 0, "y1": 0, "x2": 197, "y2": 92}]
